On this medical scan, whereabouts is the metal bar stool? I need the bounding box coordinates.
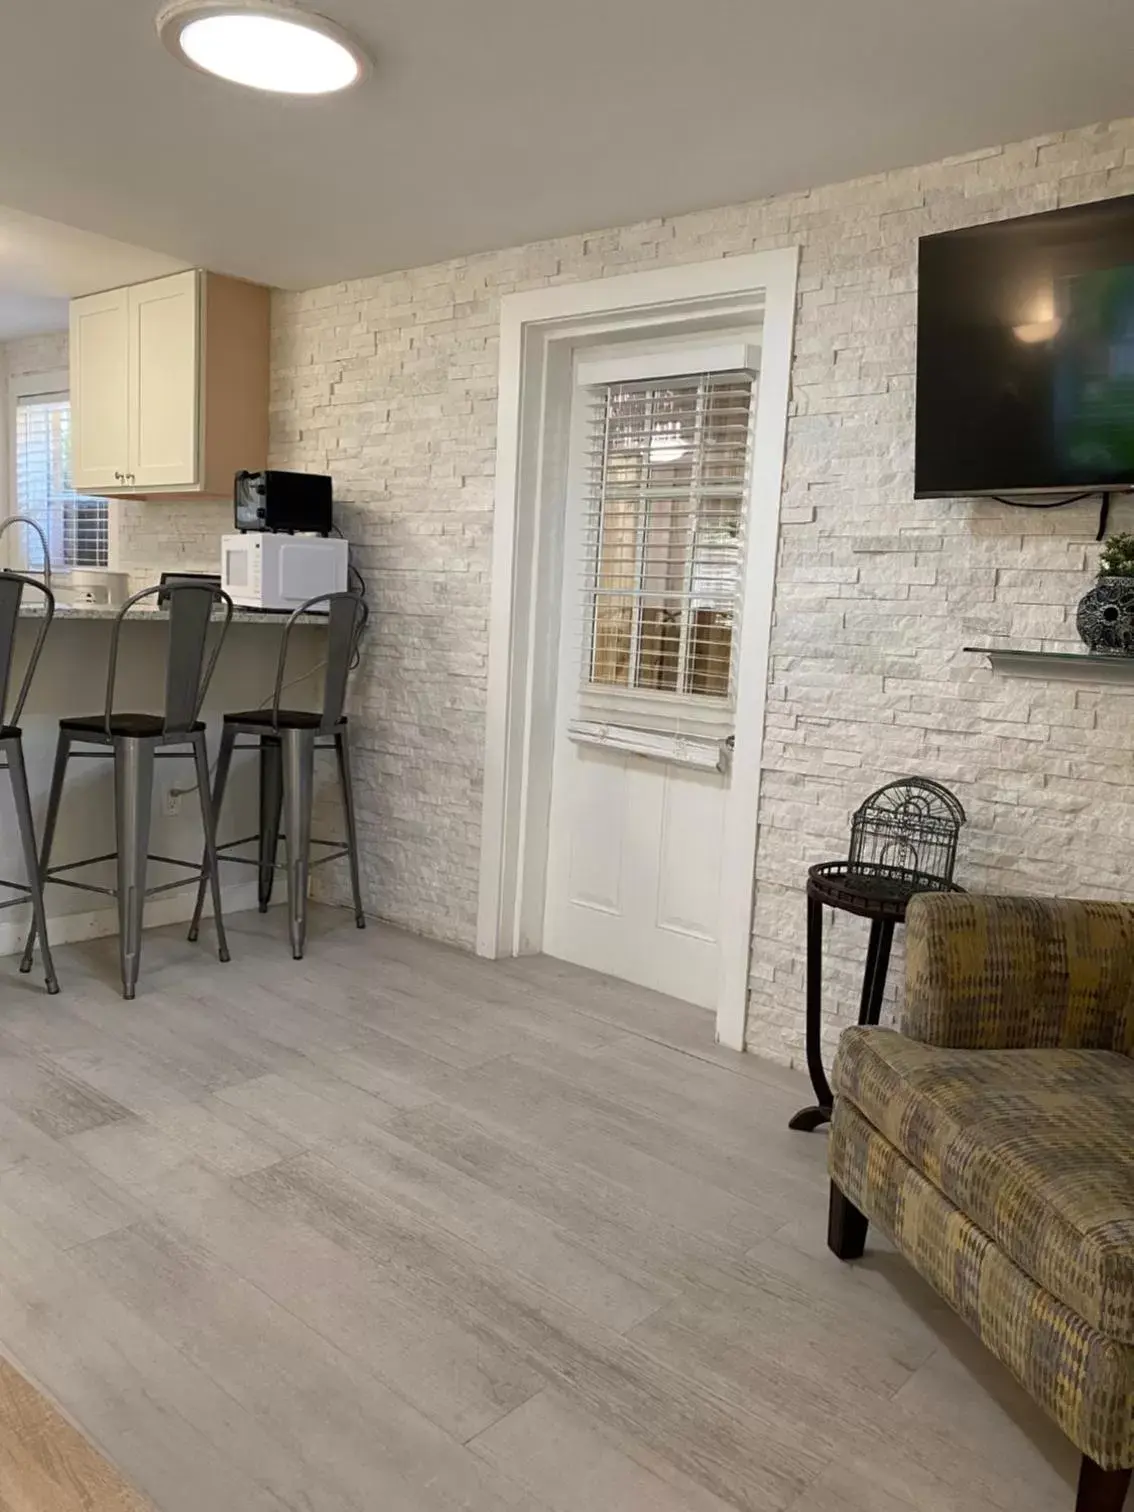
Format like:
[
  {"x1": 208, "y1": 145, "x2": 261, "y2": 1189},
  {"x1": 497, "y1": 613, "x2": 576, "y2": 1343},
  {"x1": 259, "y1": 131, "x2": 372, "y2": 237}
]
[
  {"x1": 0, "y1": 572, "x2": 59, "y2": 993},
  {"x1": 189, "y1": 590, "x2": 366, "y2": 961},
  {"x1": 20, "y1": 582, "x2": 234, "y2": 999}
]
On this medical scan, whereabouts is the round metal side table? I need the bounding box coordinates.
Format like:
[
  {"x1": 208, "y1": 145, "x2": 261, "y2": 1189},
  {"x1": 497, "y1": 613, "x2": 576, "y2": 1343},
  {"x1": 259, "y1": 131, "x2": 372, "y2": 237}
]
[{"x1": 788, "y1": 862, "x2": 963, "y2": 1132}]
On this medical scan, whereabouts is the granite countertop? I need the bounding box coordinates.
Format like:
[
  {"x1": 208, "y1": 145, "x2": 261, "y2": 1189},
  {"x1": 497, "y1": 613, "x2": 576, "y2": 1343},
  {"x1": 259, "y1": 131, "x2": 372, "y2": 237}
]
[{"x1": 18, "y1": 603, "x2": 324, "y2": 625}]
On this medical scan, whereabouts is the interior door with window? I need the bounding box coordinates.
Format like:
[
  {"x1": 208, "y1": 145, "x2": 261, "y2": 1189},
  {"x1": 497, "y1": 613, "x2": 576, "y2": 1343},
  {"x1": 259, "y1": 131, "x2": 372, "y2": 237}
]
[{"x1": 543, "y1": 366, "x2": 756, "y2": 1010}]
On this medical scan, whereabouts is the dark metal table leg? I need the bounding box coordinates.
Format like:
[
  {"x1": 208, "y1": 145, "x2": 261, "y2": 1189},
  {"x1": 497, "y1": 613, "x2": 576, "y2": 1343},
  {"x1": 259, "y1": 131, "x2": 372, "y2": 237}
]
[
  {"x1": 789, "y1": 894, "x2": 833, "y2": 1131},
  {"x1": 862, "y1": 920, "x2": 894, "y2": 1026},
  {"x1": 856, "y1": 921, "x2": 883, "y2": 1024}
]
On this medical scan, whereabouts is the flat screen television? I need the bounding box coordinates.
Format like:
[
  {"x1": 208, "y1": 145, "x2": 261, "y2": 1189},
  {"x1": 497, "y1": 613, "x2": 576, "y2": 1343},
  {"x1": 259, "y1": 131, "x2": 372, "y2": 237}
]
[{"x1": 915, "y1": 195, "x2": 1134, "y2": 498}]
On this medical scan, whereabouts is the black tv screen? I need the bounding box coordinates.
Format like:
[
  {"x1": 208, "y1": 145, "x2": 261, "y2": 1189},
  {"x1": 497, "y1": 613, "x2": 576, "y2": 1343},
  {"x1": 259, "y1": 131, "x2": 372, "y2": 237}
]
[{"x1": 915, "y1": 195, "x2": 1134, "y2": 497}]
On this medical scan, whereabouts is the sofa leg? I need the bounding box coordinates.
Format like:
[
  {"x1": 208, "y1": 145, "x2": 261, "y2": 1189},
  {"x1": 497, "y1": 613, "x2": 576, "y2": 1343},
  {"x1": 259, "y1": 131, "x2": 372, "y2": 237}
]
[
  {"x1": 1077, "y1": 1456, "x2": 1132, "y2": 1511},
  {"x1": 827, "y1": 1181, "x2": 868, "y2": 1260}
]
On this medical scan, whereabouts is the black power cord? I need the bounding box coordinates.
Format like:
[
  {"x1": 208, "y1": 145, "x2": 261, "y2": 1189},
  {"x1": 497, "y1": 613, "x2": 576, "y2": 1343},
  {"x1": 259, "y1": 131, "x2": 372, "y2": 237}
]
[
  {"x1": 331, "y1": 523, "x2": 371, "y2": 669},
  {"x1": 990, "y1": 490, "x2": 1115, "y2": 541}
]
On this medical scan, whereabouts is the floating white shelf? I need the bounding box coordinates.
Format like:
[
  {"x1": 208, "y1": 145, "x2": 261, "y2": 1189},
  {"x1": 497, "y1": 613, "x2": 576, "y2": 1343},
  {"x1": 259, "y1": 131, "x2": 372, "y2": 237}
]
[{"x1": 964, "y1": 646, "x2": 1134, "y2": 684}]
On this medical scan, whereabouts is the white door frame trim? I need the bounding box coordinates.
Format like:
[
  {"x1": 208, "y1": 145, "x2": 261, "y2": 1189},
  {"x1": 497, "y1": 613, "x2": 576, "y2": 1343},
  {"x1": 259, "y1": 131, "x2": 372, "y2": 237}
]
[{"x1": 476, "y1": 249, "x2": 799, "y2": 1050}]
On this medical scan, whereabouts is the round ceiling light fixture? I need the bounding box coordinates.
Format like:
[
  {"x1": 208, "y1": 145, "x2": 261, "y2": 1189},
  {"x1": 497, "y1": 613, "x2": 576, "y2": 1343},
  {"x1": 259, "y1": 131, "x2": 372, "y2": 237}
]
[{"x1": 157, "y1": 0, "x2": 369, "y2": 95}]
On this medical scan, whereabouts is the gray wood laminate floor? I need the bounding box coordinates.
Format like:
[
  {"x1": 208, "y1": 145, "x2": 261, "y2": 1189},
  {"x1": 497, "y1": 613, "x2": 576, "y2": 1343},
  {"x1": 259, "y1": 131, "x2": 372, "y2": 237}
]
[{"x1": 0, "y1": 906, "x2": 1078, "y2": 1512}]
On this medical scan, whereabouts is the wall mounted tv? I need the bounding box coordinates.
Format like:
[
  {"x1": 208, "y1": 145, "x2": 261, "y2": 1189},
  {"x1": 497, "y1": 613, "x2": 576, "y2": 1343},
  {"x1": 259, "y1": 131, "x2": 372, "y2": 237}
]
[{"x1": 915, "y1": 195, "x2": 1134, "y2": 498}]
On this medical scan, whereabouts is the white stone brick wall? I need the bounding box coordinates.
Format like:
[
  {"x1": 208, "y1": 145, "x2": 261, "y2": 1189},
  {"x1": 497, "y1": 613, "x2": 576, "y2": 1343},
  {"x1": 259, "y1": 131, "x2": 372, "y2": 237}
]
[
  {"x1": 3, "y1": 331, "x2": 67, "y2": 380},
  {"x1": 8, "y1": 120, "x2": 1134, "y2": 1065},
  {"x1": 114, "y1": 496, "x2": 232, "y2": 589},
  {"x1": 270, "y1": 116, "x2": 1134, "y2": 1064}
]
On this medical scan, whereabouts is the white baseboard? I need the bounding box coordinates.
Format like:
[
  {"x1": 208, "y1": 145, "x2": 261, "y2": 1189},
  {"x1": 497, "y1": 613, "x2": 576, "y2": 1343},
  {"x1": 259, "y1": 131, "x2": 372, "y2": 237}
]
[{"x1": 0, "y1": 881, "x2": 268, "y2": 958}]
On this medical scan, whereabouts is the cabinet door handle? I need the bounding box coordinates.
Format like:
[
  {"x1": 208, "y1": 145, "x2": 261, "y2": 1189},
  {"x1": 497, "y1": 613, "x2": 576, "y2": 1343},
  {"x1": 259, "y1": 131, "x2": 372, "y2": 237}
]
[
  {"x1": 114, "y1": 471, "x2": 123, "y2": 482},
  {"x1": 126, "y1": 473, "x2": 135, "y2": 484}
]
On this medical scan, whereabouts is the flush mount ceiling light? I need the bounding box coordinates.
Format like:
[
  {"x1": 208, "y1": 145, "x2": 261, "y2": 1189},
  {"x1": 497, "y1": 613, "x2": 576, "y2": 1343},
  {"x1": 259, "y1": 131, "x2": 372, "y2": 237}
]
[{"x1": 157, "y1": 0, "x2": 369, "y2": 95}]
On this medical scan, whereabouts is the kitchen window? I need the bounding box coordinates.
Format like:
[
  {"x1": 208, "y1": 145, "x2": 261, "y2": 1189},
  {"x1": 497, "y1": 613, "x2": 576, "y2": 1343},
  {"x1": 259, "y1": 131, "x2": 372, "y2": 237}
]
[
  {"x1": 11, "y1": 389, "x2": 109, "y2": 571},
  {"x1": 578, "y1": 371, "x2": 755, "y2": 715}
]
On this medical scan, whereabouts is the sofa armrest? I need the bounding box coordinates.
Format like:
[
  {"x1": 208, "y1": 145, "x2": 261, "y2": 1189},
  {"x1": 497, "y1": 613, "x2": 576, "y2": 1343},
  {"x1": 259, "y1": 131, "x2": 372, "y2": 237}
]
[{"x1": 901, "y1": 894, "x2": 1134, "y2": 1051}]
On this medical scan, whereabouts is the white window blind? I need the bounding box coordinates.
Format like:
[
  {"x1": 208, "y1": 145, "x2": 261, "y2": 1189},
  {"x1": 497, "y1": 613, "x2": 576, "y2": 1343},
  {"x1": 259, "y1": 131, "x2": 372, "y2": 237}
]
[
  {"x1": 13, "y1": 393, "x2": 109, "y2": 570},
  {"x1": 579, "y1": 371, "x2": 755, "y2": 707}
]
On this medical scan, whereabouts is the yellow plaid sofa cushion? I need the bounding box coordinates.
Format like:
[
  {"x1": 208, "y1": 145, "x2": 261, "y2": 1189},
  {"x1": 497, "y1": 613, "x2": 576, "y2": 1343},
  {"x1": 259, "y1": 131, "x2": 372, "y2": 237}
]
[
  {"x1": 902, "y1": 895, "x2": 1134, "y2": 1053},
  {"x1": 829, "y1": 1097, "x2": 1134, "y2": 1468},
  {"x1": 833, "y1": 1026, "x2": 1134, "y2": 1344}
]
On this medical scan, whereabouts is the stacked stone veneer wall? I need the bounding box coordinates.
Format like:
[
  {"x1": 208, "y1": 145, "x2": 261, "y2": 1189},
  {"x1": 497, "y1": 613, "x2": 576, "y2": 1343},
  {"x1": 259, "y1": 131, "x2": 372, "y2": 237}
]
[{"x1": 14, "y1": 118, "x2": 1134, "y2": 1062}]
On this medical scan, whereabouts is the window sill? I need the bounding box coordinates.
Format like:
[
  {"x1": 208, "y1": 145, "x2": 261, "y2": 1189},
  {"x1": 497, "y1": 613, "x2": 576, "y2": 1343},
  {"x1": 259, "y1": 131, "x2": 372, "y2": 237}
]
[{"x1": 567, "y1": 719, "x2": 730, "y2": 772}]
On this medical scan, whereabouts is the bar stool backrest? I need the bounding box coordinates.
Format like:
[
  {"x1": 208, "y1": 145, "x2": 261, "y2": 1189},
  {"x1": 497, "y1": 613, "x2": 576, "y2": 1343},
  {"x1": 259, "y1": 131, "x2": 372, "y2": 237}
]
[
  {"x1": 0, "y1": 572, "x2": 54, "y2": 730},
  {"x1": 105, "y1": 583, "x2": 234, "y2": 736},
  {"x1": 270, "y1": 591, "x2": 367, "y2": 732}
]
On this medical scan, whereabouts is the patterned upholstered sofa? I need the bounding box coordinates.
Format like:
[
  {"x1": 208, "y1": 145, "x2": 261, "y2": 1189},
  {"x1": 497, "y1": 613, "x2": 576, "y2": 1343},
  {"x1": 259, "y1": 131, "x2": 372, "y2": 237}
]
[{"x1": 827, "y1": 894, "x2": 1134, "y2": 1512}]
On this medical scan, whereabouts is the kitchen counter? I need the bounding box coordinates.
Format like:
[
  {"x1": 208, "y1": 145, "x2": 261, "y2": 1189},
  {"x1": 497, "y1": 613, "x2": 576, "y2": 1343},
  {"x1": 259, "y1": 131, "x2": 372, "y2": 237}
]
[
  {"x1": 0, "y1": 603, "x2": 328, "y2": 958},
  {"x1": 18, "y1": 602, "x2": 324, "y2": 624}
]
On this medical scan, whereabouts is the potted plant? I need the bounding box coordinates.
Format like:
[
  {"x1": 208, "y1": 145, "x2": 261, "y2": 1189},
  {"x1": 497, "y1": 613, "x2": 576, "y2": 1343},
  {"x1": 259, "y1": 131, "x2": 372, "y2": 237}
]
[{"x1": 1077, "y1": 533, "x2": 1134, "y2": 655}]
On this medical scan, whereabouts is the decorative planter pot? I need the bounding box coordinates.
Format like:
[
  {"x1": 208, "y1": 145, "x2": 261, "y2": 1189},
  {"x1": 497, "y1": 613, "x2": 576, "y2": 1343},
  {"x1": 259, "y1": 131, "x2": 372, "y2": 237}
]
[{"x1": 1077, "y1": 577, "x2": 1134, "y2": 656}]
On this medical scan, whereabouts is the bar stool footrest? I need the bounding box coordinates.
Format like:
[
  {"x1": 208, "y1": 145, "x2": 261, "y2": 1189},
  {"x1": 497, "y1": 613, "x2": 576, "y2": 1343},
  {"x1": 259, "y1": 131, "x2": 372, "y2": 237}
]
[
  {"x1": 43, "y1": 850, "x2": 212, "y2": 902},
  {"x1": 0, "y1": 880, "x2": 37, "y2": 908},
  {"x1": 212, "y1": 837, "x2": 349, "y2": 870}
]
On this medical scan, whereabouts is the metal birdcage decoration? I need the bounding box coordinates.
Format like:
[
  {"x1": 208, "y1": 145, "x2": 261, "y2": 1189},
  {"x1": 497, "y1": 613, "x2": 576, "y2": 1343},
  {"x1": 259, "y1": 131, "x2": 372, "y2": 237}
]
[{"x1": 847, "y1": 777, "x2": 965, "y2": 891}]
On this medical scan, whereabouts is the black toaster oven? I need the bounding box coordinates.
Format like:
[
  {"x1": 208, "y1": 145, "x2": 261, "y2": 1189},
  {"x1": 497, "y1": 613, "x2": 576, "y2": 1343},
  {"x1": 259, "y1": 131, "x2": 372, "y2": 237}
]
[{"x1": 234, "y1": 470, "x2": 333, "y2": 534}]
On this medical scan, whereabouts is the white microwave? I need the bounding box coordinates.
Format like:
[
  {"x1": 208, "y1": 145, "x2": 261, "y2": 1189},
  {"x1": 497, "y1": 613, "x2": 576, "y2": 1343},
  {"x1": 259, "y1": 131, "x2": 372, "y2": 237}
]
[{"x1": 221, "y1": 533, "x2": 349, "y2": 611}]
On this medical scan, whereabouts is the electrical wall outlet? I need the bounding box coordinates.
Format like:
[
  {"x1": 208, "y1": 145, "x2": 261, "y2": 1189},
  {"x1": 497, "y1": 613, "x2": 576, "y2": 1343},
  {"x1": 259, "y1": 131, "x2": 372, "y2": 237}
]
[{"x1": 164, "y1": 789, "x2": 182, "y2": 817}]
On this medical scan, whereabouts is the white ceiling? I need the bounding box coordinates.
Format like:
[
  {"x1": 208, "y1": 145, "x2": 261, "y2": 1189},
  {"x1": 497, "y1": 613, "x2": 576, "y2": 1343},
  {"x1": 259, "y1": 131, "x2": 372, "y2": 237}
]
[
  {"x1": 1, "y1": 0, "x2": 1134, "y2": 293},
  {"x1": 0, "y1": 292, "x2": 69, "y2": 343},
  {"x1": 0, "y1": 205, "x2": 187, "y2": 340}
]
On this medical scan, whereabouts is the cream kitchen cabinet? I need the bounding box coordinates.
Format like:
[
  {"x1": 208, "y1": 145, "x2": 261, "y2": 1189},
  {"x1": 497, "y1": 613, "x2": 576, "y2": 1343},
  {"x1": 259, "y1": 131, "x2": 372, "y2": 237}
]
[{"x1": 69, "y1": 269, "x2": 269, "y2": 498}]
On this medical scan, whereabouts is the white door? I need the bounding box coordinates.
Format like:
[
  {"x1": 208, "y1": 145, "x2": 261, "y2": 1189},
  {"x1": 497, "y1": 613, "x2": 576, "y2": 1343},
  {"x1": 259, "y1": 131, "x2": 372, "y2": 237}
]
[
  {"x1": 543, "y1": 364, "x2": 756, "y2": 1010},
  {"x1": 544, "y1": 743, "x2": 728, "y2": 1007},
  {"x1": 128, "y1": 271, "x2": 199, "y2": 489},
  {"x1": 69, "y1": 289, "x2": 129, "y2": 491}
]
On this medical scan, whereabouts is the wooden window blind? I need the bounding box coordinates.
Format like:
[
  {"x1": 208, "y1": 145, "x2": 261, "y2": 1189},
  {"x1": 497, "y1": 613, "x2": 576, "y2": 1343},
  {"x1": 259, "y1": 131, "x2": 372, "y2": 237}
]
[
  {"x1": 579, "y1": 372, "x2": 754, "y2": 706},
  {"x1": 14, "y1": 393, "x2": 109, "y2": 570}
]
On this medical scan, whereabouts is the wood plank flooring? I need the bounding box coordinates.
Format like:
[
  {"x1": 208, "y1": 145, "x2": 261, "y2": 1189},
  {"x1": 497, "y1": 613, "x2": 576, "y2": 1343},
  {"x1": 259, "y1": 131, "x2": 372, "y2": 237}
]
[
  {"x1": 0, "y1": 1354, "x2": 152, "y2": 1511},
  {"x1": 0, "y1": 905, "x2": 1081, "y2": 1512}
]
